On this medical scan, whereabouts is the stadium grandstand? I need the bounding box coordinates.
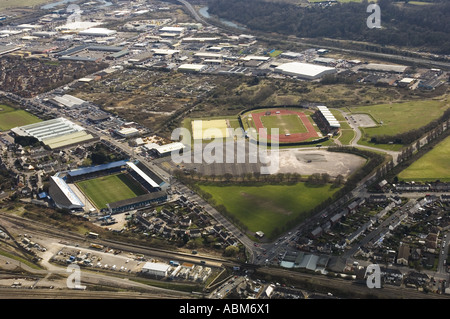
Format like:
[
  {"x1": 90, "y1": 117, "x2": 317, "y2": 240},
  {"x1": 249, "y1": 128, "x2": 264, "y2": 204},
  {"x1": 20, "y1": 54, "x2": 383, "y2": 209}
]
[
  {"x1": 65, "y1": 159, "x2": 129, "y2": 183},
  {"x1": 106, "y1": 191, "x2": 168, "y2": 214},
  {"x1": 312, "y1": 105, "x2": 340, "y2": 135},
  {"x1": 126, "y1": 161, "x2": 167, "y2": 192},
  {"x1": 49, "y1": 175, "x2": 85, "y2": 210}
]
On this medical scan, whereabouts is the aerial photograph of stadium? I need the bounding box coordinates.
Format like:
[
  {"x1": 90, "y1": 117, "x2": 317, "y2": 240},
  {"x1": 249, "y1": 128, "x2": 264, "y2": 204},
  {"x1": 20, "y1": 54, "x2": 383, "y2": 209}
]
[{"x1": 0, "y1": 0, "x2": 449, "y2": 310}]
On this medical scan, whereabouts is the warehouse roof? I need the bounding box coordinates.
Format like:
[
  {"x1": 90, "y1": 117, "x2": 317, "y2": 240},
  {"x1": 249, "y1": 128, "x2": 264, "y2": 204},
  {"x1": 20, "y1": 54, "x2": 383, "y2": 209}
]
[
  {"x1": 142, "y1": 262, "x2": 171, "y2": 272},
  {"x1": 149, "y1": 142, "x2": 186, "y2": 155},
  {"x1": 275, "y1": 62, "x2": 336, "y2": 79},
  {"x1": 13, "y1": 118, "x2": 84, "y2": 141},
  {"x1": 50, "y1": 94, "x2": 86, "y2": 108},
  {"x1": 359, "y1": 63, "x2": 408, "y2": 73},
  {"x1": 178, "y1": 64, "x2": 207, "y2": 72}
]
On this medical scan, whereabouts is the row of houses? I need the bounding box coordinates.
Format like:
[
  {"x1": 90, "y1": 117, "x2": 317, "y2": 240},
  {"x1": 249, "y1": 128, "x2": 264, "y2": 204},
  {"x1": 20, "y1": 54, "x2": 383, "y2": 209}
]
[{"x1": 393, "y1": 182, "x2": 450, "y2": 192}]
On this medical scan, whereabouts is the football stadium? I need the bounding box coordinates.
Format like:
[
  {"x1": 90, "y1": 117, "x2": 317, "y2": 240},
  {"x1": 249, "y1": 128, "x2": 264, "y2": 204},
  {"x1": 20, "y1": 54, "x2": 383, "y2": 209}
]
[{"x1": 49, "y1": 159, "x2": 168, "y2": 214}]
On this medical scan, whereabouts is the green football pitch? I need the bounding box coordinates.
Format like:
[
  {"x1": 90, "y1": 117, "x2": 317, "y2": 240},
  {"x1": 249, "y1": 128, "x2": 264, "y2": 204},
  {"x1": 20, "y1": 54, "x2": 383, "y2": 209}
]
[
  {"x1": 260, "y1": 114, "x2": 307, "y2": 134},
  {"x1": 76, "y1": 173, "x2": 147, "y2": 209},
  {"x1": 0, "y1": 104, "x2": 41, "y2": 131}
]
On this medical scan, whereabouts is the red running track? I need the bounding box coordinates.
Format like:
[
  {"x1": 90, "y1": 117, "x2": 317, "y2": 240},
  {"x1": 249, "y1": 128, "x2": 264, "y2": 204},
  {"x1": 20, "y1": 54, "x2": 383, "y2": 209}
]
[{"x1": 250, "y1": 109, "x2": 319, "y2": 143}]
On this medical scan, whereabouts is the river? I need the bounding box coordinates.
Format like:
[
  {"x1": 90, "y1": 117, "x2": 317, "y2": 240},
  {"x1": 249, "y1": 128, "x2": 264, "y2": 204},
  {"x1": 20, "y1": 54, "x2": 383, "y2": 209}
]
[{"x1": 198, "y1": 6, "x2": 246, "y2": 30}]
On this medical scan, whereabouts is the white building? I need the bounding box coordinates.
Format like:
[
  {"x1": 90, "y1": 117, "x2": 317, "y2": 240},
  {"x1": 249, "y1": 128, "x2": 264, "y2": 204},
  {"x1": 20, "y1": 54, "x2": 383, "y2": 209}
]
[
  {"x1": 159, "y1": 26, "x2": 185, "y2": 34},
  {"x1": 116, "y1": 127, "x2": 140, "y2": 138},
  {"x1": 141, "y1": 262, "x2": 170, "y2": 277},
  {"x1": 79, "y1": 28, "x2": 117, "y2": 37},
  {"x1": 49, "y1": 94, "x2": 87, "y2": 109},
  {"x1": 145, "y1": 142, "x2": 186, "y2": 157},
  {"x1": 178, "y1": 64, "x2": 207, "y2": 73},
  {"x1": 274, "y1": 62, "x2": 336, "y2": 80}
]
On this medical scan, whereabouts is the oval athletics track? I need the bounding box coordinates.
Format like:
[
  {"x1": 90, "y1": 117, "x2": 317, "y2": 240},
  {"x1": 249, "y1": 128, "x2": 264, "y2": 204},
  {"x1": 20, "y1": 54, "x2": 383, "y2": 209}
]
[{"x1": 250, "y1": 109, "x2": 319, "y2": 143}]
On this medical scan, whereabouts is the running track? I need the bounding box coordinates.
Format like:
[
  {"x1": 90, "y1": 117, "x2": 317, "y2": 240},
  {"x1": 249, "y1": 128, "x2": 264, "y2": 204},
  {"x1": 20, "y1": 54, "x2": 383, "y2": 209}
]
[{"x1": 250, "y1": 109, "x2": 319, "y2": 143}]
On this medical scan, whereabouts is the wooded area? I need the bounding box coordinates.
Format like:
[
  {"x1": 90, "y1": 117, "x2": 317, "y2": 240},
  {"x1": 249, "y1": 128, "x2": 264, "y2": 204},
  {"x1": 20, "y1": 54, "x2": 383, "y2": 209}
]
[{"x1": 207, "y1": 0, "x2": 450, "y2": 54}]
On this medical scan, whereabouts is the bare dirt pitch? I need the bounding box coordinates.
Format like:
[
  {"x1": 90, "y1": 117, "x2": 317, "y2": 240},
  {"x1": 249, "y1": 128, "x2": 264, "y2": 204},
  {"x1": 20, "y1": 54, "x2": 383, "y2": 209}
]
[
  {"x1": 159, "y1": 141, "x2": 366, "y2": 178},
  {"x1": 277, "y1": 149, "x2": 367, "y2": 177}
]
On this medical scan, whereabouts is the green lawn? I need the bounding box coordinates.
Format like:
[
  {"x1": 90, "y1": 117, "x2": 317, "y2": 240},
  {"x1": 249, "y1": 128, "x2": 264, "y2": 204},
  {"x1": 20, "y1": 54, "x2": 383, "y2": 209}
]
[
  {"x1": 198, "y1": 182, "x2": 340, "y2": 239},
  {"x1": 76, "y1": 173, "x2": 147, "y2": 209},
  {"x1": 398, "y1": 135, "x2": 450, "y2": 182},
  {"x1": 0, "y1": 104, "x2": 41, "y2": 131},
  {"x1": 349, "y1": 99, "x2": 449, "y2": 149},
  {"x1": 260, "y1": 114, "x2": 307, "y2": 134},
  {"x1": 338, "y1": 129, "x2": 355, "y2": 145},
  {"x1": 268, "y1": 50, "x2": 282, "y2": 57},
  {"x1": 350, "y1": 100, "x2": 448, "y2": 137}
]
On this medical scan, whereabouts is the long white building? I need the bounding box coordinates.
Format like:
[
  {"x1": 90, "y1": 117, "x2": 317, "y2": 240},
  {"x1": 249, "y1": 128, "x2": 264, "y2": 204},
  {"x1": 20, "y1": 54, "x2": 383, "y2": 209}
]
[
  {"x1": 11, "y1": 118, "x2": 95, "y2": 149},
  {"x1": 275, "y1": 62, "x2": 336, "y2": 80},
  {"x1": 141, "y1": 262, "x2": 170, "y2": 277}
]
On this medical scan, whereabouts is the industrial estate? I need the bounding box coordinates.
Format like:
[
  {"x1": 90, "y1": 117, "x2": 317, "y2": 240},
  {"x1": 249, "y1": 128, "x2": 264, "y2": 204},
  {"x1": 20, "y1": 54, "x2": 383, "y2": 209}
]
[{"x1": 0, "y1": 0, "x2": 449, "y2": 304}]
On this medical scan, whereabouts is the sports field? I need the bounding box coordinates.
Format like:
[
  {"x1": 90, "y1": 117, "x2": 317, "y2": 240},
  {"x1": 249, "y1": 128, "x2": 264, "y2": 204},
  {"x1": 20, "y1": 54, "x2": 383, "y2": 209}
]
[
  {"x1": 349, "y1": 99, "x2": 449, "y2": 149},
  {"x1": 260, "y1": 114, "x2": 307, "y2": 134},
  {"x1": 398, "y1": 135, "x2": 450, "y2": 182},
  {"x1": 349, "y1": 100, "x2": 449, "y2": 137},
  {"x1": 76, "y1": 173, "x2": 147, "y2": 209},
  {"x1": 192, "y1": 119, "x2": 230, "y2": 140},
  {"x1": 245, "y1": 109, "x2": 319, "y2": 144},
  {"x1": 0, "y1": 104, "x2": 41, "y2": 131},
  {"x1": 198, "y1": 182, "x2": 340, "y2": 239}
]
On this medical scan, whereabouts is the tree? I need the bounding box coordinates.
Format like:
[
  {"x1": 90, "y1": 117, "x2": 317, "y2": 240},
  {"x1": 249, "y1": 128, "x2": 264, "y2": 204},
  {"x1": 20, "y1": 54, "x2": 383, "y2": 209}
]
[
  {"x1": 224, "y1": 245, "x2": 239, "y2": 257},
  {"x1": 224, "y1": 173, "x2": 233, "y2": 182}
]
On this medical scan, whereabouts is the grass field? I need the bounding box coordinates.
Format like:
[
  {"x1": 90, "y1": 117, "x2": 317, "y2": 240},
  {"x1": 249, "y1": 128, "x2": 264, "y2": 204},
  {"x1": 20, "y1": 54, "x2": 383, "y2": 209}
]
[
  {"x1": 0, "y1": 104, "x2": 41, "y2": 131},
  {"x1": 76, "y1": 173, "x2": 147, "y2": 210},
  {"x1": 349, "y1": 99, "x2": 449, "y2": 148},
  {"x1": 268, "y1": 50, "x2": 282, "y2": 57},
  {"x1": 260, "y1": 114, "x2": 307, "y2": 134},
  {"x1": 349, "y1": 100, "x2": 448, "y2": 137},
  {"x1": 198, "y1": 183, "x2": 340, "y2": 239},
  {"x1": 398, "y1": 135, "x2": 450, "y2": 182}
]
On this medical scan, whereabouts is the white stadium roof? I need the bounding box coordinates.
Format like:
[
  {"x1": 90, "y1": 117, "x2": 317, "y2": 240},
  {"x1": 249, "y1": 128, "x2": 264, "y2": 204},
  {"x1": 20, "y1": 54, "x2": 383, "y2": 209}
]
[
  {"x1": 50, "y1": 176, "x2": 84, "y2": 208},
  {"x1": 126, "y1": 162, "x2": 160, "y2": 188},
  {"x1": 317, "y1": 105, "x2": 340, "y2": 128}
]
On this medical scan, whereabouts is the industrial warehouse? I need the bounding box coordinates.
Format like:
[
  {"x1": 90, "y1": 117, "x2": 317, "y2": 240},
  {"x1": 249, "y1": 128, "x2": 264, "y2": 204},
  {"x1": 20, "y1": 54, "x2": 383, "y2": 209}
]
[
  {"x1": 11, "y1": 117, "x2": 97, "y2": 149},
  {"x1": 274, "y1": 62, "x2": 337, "y2": 80}
]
